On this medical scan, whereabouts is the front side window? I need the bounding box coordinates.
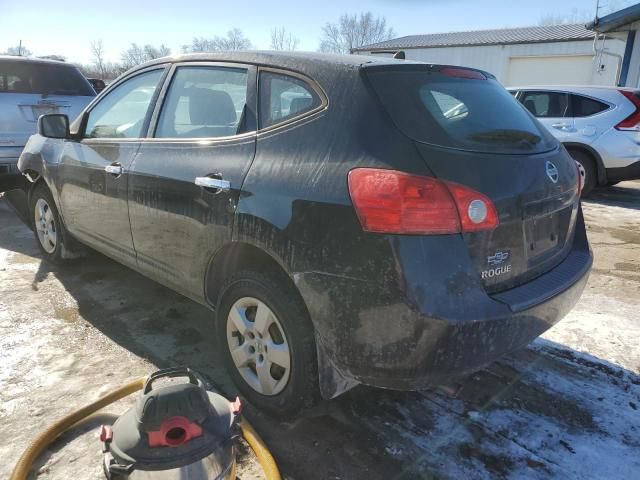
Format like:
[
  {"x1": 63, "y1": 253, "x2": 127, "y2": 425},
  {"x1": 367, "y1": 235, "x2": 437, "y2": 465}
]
[
  {"x1": 155, "y1": 66, "x2": 248, "y2": 138},
  {"x1": 259, "y1": 72, "x2": 321, "y2": 128},
  {"x1": 520, "y1": 91, "x2": 570, "y2": 118},
  {"x1": 84, "y1": 69, "x2": 164, "y2": 139}
]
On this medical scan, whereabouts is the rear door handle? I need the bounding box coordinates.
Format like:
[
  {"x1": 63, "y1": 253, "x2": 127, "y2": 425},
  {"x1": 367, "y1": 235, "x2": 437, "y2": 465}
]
[
  {"x1": 551, "y1": 122, "x2": 572, "y2": 131},
  {"x1": 195, "y1": 176, "x2": 231, "y2": 193},
  {"x1": 105, "y1": 163, "x2": 123, "y2": 176}
]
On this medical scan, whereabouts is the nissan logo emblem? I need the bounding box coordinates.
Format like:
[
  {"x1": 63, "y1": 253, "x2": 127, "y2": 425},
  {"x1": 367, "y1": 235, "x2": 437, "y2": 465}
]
[{"x1": 546, "y1": 161, "x2": 559, "y2": 183}]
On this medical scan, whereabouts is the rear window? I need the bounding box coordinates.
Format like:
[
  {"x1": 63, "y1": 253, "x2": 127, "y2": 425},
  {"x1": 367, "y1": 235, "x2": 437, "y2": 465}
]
[
  {"x1": 0, "y1": 60, "x2": 94, "y2": 96},
  {"x1": 520, "y1": 91, "x2": 570, "y2": 117},
  {"x1": 366, "y1": 66, "x2": 556, "y2": 154}
]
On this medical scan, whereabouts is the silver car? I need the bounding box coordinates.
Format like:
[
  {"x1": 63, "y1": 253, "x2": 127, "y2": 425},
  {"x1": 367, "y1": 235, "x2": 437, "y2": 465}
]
[
  {"x1": 509, "y1": 85, "x2": 640, "y2": 194},
  {"x1": 0, "y1": 56, "x2": 95, "y2": 191}
]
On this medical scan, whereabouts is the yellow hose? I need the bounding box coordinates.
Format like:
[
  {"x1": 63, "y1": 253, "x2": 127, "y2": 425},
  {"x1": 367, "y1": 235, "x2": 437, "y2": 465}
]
[
  {"x1": 9, "y1": 377, "x2": 281, "y2": 480},
  {"x1": 238, "y1": 419, "x2": 281, "y2": 480}
]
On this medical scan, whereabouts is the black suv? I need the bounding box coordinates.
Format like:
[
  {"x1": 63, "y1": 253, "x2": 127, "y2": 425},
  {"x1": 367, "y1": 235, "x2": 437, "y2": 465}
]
[{"x1": 19, "y1": 52, "x2": 591, "y2": 415}]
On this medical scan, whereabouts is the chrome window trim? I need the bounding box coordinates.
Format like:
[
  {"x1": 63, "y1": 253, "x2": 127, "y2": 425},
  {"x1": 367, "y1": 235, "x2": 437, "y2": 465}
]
[{"x1": 256, "y1": 66, "x2": 329, "y2": 135}]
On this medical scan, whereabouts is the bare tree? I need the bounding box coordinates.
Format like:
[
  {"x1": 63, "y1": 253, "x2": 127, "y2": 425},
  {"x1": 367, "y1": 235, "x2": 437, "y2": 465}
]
[
  {"x1": 183, "y1": 29, "x2": 253, "y2": 52},
  {"x1": 76, "y1": 62, "x2": 125, "y2": 81},
  {"x1": 538, "y1": 8, "x2": 593, "y2": 25},
  {"x1": 182, "y1": 37, "x2": 216, "y2": 53},
  {"x1": 144, "y1": 44, "x2": 171, "y2": 59},
  {"x1": 319, "y1": 12, "x2": 395, "y2": 54},
  {"x1": 121, "y1": 43, "x2": 171, "y2": 69},
  {"x1": 90, "y1": 40, "x2": 106, "y2": 78},
  {"x1": 3, "y1": 43, "x2": 32, "y2": 56},
  {"x1": 270, "y1": 27, "x2": 299, "y2": 51}
]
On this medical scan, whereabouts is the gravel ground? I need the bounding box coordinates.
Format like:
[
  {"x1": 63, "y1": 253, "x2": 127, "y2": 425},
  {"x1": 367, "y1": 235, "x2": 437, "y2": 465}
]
[{"x1": 1, "y1": 181, "x2": 639, "y2": 480}]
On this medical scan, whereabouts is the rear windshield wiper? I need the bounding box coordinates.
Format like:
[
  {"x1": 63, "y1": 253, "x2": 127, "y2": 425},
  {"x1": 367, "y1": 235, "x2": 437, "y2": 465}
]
[{"x1": 469, "y1": 129, "x2": 541, "y2": 146}]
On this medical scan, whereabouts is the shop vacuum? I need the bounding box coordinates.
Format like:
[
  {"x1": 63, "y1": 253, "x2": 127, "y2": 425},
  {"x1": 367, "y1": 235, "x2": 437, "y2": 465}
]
[
  {"x1": 101, "y1": 368, "x2": 240, "y2": 479},
  {"x1": 10, "y1": 367, "x2": 281, "y2": 480}
]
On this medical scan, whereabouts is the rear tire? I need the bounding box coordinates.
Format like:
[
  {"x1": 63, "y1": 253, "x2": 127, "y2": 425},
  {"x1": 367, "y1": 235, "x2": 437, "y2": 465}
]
[
  {"x1": 29, "y1": 182, "x2": 72, "y2": 263},
  {"x1": 567, "y1": 149, "x2": 597, "y2": 195},
  {"x1": 216, "y1": 271, "x2": 319, "y2": 416}
]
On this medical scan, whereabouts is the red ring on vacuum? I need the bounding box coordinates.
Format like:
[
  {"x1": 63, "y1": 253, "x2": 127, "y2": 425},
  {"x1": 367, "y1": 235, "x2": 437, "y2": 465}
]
[{"x1": 148, "y1": 416, "x2": 203, "y2": 448}]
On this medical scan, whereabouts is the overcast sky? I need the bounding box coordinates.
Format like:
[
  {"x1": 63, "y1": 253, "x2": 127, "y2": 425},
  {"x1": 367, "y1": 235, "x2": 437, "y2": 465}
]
[{"x1": 0, "y1": 0, "x2": 635, "y2": 64}]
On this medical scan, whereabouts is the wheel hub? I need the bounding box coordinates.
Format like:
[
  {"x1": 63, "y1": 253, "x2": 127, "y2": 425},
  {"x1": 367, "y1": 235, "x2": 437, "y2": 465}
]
[
  {"x1": 34, "y1": 198, "x2": 57, "y2": 254},
  {"x1": 226, "y1": 297, "x2": 291, "y2": 396}
]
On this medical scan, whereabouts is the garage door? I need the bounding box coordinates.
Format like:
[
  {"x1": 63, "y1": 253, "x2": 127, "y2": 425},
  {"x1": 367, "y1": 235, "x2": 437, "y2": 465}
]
[{"x1": 506, "y1": 55, "x2": 594, "y2": 87}]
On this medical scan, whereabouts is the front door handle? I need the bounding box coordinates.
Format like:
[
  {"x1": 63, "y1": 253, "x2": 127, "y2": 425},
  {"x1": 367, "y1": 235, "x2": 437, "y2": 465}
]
[
  {"x1": 195, "y1": 176, "x2": 231, "y2": 193},
  {"x1": 105, "y1": 163, "x2": 123, "y2": 176},
  {"x1": 551, "y1": 122, "x2": 572, "y2": 131}
]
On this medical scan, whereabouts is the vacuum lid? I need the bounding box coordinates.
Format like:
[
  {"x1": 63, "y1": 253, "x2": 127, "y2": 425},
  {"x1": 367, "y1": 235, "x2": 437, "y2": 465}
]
[{"x1": 104, "y1": 368, "x2": 239, "y2": 474}]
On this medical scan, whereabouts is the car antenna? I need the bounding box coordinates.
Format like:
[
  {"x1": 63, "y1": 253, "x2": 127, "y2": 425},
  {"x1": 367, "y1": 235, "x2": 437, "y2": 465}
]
[{"x1": 393, "y1": 50, "x2": 406, "y2": 60}]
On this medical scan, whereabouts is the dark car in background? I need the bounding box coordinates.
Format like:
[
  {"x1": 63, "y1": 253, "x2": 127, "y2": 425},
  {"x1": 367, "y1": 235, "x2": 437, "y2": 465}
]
[
  {"x1": 87, "y1": 78, "x2": 106, "y2": 94},
  {"x1": 0, "y1": 56, "x2": 95, "y2": 192},
  {"x1": 18, "y1": 52, "x2": 591, "y2": 415}
]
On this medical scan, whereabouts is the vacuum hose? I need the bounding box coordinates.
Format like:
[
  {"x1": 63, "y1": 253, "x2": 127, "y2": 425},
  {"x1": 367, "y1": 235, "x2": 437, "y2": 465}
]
[{"x1": 9, "y1": 377, "x2": 281, "y2": 480}]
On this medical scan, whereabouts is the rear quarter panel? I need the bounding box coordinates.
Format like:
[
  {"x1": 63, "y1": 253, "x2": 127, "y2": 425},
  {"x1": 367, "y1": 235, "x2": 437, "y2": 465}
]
[{"x1": 234, "y1": 65, "x2": 426, "y2": 281}]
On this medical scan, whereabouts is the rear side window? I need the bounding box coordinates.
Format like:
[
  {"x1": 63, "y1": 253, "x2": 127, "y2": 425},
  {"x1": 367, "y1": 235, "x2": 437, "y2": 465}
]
[
  {"x1": 155, "y1": 66, "x2": 248, "y2": 138},
  {"x1": 571, "y1": 94, "x2": 609, "y2": 117},
  {"x1": 367, "y1": 66, "x2": 556, "y2": 154},
  {"x1": 259, "y1": 72, "x2": 321, "y2": 128},
  {"x1": 520, "y1": 91, "x2": 570, "y2": 118},
  {"x1": 0, "y1": 60, "x2": 94, "y2": 96}
]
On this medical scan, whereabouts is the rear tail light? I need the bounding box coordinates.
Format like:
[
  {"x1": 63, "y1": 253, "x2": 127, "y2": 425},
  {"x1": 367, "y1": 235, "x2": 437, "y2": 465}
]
[
  {"x1": 615, "y1": 90, "x2": 640, "y2": 131},
  {"x1": 347, "y1": 168, "x2": 499, "y2": 235}
]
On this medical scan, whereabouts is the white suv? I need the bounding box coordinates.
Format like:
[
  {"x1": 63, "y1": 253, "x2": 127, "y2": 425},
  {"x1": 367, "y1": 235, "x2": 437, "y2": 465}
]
[
  {"x1": 0, "y1": 56, "x2": 95, "y2": 192},
  {"x1": 509, "y1": 86, "x2": 640, "y2": 194}
]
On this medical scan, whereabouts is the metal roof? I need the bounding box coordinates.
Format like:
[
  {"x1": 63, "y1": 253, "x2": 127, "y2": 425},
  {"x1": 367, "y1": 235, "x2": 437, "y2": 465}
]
[
  {"x1": 353, "y1": 24, "x2": 596, "y2": 52},
  {"x1": 588, "y1": 3, "x2": 640, "y2": 33}
]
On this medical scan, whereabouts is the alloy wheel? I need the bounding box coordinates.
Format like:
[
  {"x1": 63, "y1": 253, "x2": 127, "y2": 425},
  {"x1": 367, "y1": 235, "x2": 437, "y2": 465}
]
[
  {"x1": 226, "y1": 297, "x2": 291, "y2": 396},
  {"x1": 34, "y1": 198, "x2": 57, "y2": 254}
]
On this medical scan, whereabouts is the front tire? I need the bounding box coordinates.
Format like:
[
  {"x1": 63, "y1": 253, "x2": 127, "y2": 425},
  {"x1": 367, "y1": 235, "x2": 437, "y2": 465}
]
[
  {"x1": 30, "y1": 182, "x2": 69, "y2": 263},
  {"x1": 216, "y1": 271, "x2": 319, "y2": 416}
]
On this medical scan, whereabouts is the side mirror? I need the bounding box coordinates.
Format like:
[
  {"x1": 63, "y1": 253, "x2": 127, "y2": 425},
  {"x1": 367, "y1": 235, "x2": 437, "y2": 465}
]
[{"x1": 38, "y1": 114, "x2": 70, "y2": 139}]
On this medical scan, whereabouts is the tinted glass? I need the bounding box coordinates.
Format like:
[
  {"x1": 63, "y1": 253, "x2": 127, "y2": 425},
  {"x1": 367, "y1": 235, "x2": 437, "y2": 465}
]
[
  {"x1": 85, "y1": 69, "x2": 163, "y2": 139},
  {"x1": 367, "y1": 66, "x2": 556, "y2": 154},
  {"x1": 0, "y1": 60, "x2": 94, "y2": 96},
  {"x1": 259, "y1": 72, "x2": 320, "y2": 128},
  {"x1": 520, "y1": 91, "x2": 570, "y2": 118},
  {"x1": 571, "y1": 94, "x2": 609, "y2": 117},
  {"x1": 156, "y1": 66, "x2": 248, "y2": 138}
]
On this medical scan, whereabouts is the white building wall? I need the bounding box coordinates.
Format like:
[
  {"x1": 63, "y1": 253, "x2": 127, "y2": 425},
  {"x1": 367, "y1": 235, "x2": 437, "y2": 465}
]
[
  {"x1": 617, "y1": 21, "x2": 640, "y2": 87},
  {"x1": 361, "y1": 38, "x2": 627, "y2": 87}
]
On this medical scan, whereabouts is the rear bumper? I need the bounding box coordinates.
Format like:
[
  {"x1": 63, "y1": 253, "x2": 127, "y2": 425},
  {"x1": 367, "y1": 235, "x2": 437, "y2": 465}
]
[
  {"x1": 606, "y1": 160, "x2": 640, "y2": 183},
  {"x1": 296, "y1": 209, "x2": 592, "y2": 392}
]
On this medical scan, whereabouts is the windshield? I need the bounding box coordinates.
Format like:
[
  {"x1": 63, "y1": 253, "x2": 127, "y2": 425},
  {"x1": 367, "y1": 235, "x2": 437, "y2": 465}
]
[
  {"x1": 0, "y1": 60, "x2": 95, "y2": 96},
  {"x1": 366, "y1": 65, "x2": 557, "y2": 154}
]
